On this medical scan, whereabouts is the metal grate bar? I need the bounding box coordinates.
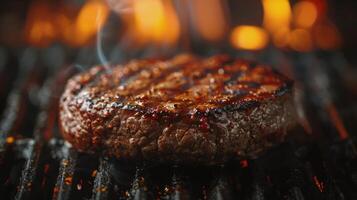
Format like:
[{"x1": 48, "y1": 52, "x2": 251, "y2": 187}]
[
  {"x1": 0, "y1": 65, "x2": 46, "y2": 151},
  {"x1": 248, "y1": 164, "x2": 267, "y2": 200},
  {"x1": 166, "y1": 166, "x2": 191, "y2": 200},
  {"x1": 0, "y1": 47, "x2": 356, "y2": 200},
  {"x1": 130, "y1": 166, "x2": 153, "y2": 200},
  {"x1": 52, "y1": 145, "x2": 78, "y2": 200},
  {"x1": 207, "y1": 168, "x2": 235, "y2": 199},
  {"x1": 13, "y1": 75, "x2": 57, "y2": 199},
  {"x1": 0, "y1": 89, "x2": 23, "y2": 149},
  {"x1": 91, "y1": 157, "x2": 112, "y2": 200},
  {"x1": 13, "y1": 140, "x2": 42, "y2": 200}
]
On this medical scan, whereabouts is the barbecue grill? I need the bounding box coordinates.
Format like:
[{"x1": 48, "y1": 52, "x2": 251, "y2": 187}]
[
  {"x1": 1, "y1": 0, "x2": 357, "y2": 199},
  {"x1": 0, "y1": 47, "x2": 356, "y2": 200}
]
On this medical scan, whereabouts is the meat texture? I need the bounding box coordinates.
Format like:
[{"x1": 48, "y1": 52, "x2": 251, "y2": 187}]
[{"x1": 59, "y1": 54, "x2": 297, "y2": 164}]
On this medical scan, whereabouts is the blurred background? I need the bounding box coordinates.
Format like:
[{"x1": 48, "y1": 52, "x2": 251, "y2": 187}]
[
  {"x1": 0, "y1": 0, "x2": 357, "y2": 125},
  {"x1": 1, "y1": 0, "x2": 357, "y2": 133},
  {"x1": 0, "y1": 0, "x2": 356, "y2": 65},
  {"x1": 1, "y1": 1, "x2": 357, "y2": 199}
]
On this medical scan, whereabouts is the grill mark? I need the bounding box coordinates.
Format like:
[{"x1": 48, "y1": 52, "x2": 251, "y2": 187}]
[
  {"x1": 118, "y1": 60, "x2": 158, "y2": 87},
  {"x1": 125, "y1": 57, "x2": 224, "y2": 112},
  {"x1": 128, "y1": 57, "x2": 196, "y2": 98},
  {"x1": 162, "y1": 57, "x2": 238, "y2": 111},
  {"x1": 74, "y1": 55, "x2": 291, "y2": 119},
  {"x1": 207, "y1": 62, "x2": 249, "y2": 103},
  {"x1": 180, "y1": 56, "x2": 234, "y2": 94},
  {"x1": 91, "y1": 57, "x2": 198, "y2": 114},
  {"x1": 223, "y1": 61, "x2": 255, "y2": 85},
  {"x1": 75, "y1": 66, "x2": 109, "y2": 97}
]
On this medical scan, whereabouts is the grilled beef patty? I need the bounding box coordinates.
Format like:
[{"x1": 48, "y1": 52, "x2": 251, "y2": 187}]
[{"x1": 59, "y1": 54, "x2": 296, "y2": 164}]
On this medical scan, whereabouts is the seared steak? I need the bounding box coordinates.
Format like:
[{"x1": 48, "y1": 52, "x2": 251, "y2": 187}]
[{"x1": 59, "y1": 54, "x2": 296, "y2": 164}]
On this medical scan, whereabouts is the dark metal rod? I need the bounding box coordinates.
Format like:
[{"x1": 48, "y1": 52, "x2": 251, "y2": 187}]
[
  {"x1": 52, "y1": 146, "x2": 78, "y2": 200},
  {"x1": 91, "y1": 157, "x2": 111, "y2": 200}
]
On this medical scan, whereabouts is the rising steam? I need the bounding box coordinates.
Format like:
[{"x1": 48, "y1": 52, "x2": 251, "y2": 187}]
[
  {"x1": 96, "y1": 9, "x2": 110, "y2": 71},
  {"x1": 106, "y1": 0, "x2": 133, "y2": 14},
  {"x1": 96, "y1": 0, "x2": 135, "y2": 71}
]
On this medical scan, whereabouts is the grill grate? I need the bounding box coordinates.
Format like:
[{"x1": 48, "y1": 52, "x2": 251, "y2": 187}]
[{"x1": 0, "y1": 47, "x2": 356, "y2": 200}]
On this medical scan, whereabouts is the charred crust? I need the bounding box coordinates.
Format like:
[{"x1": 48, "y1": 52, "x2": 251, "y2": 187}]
[{"x1": 59, "y1": 54, "x2": 297, "y2": 164}]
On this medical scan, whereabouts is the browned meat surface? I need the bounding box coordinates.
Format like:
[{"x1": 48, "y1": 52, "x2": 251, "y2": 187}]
[{"x1": 59, "y1": 54, "x2": 297, "y2": 164}]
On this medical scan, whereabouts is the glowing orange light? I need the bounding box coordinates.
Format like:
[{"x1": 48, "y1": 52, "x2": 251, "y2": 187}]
[
  {"x1": 230, "y1": 26, "x2": 268, "y2": 50},
  {"x1": 309, "y1": 0, "x2": 327, "y2": 18},
  {"x1": 191, "y1": 0, "x2": 228, "y2": 42},
  {"x1": 293, "y1": 1, "x2": 318, "y2": 28},
  {"x1": 288, "y1": 29, "x2": 313, "y2": 52},
  {"x1": 313, "y1": 176, "x2": 324, "y2": 192},
  {"x1": 326, "y1": 104, "x2": 349, "y2": 140},
  {"x1": 55, "y1": 7, "x2": 76, "y2": 46},
  {"x1": 6, "y1": 136, "x2": 15, "y2": 144},
  {"x1": 131, "y1": 0, "x2": 180, "y2": 46},
  {"x1": 262, "y1": 0, "x2": 292, "y2": 34},
  {"x1": 313, "y1": 22, "x2": 341, "y2": 50},
  {"x1": 272, "y1": 27, "x2": 290, "y2": 48},
  {"x1": 74, "y1": 0, "x2": 109, "y2": 46},
  {"x1": 160, "y1": 0, "x2": 181, "y2": 45},
  {"x1": 25, "y1": 2, "x2": 57, "y2": 47}
]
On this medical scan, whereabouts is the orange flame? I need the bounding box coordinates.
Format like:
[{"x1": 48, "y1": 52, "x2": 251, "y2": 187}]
[
  {"x1": 288, "y1": 29, "x2": 313, "y2": 52},
  {"x1": 293, "y1": 1, "x2": 318, "y2": 28},
  {"x1": 262, "y1": 0, "x2": 340, "y2": 51},
  {"x1": 230, "y1": 26, "x2": 268, "y2": 50},
  {"x1": 262, "y1": 0, "x2": 292, "y2": 34},
  {"x1": 26, "y1": 0, "x2": 109, "y2": 47},
  {"x1": 25, "y1": 2, "x2": 57, "y2": 47},
  {"x1": 262, "y1": 0, "x2": 292, "y2": 48},
  {"x1": 73, "y1": 0, "x2": 109, "y2": 46},
  {"x1": 128, "y1": 0, "x2": 180, "y2": 46},
  {"x1": 190, "y1": 0, "x2": 228, "y2": 42},
  {"x1": 313, "y1": 21, "x2": 342, "y2": 50}
]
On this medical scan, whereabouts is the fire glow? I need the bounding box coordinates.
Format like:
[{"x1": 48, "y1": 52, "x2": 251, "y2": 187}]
[
  {"x1": 25, "y1": 2, "x2": 57, "y2": 47},
  {"x1": 23, "y1": 0, "x2": 342, "y2": 52},
  {"x1": 230, "y1": 26, "x2": 268, "y2": 50},
  {"x1": 190, "y1": 0, "x2": 228, "y2": 42},
  {"x1": 133, "y1": 0, "x2": 180, "y2": 46},
  {"x1": 25, "y1": 0, "x2": 109, "y2": 47},
  {"x1": 74, "y1": 0, "x2": 109, "y2": 46}
]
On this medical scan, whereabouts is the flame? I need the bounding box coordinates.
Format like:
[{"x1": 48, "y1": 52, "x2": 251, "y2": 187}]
[
  {"x1": 56, "y1": 6, "x2": 76, "y2": 46},
  {"x1": 261, "y1": 0, "x2": 340, "y2": 51},
  {"x1": 230, "y1": 26, "x2": 268, "y2": 50},
  {"x1": 309, "y1": 0, "x2": 328, "y2": 18},
  {"x1": 74, "y1": 0, "x2": 109, "y2": 46},
  {"x1": 130, "y1": 0, "x2": 180, "y2": 46},
  {"x1": 271, "y1": 27, "x2": 290, "y2": 48},
  {"x1": 262, "y1": 0, "x2": 292, "y2": 49},
  {"x1": 25, "y1": 0, "x2": 109, "y2": 47},
  {"x1": 313, "y1": 21, "x2": 341, "y2": 50},
  {"x1": 6, "y1": 136, "x2": 15, "y2": 144},
  {"x1": 190, "y1": 0, "x2": 228, "y2": 42},
  {"x1": 262, "y1": 0, "x2": 292, "y2": 34},
  {"x1": 25, "y1": 2, "x2": 57, "y2": 47},
  {"x1": 288, "y1": 29, "x2": 313, "y2": 52},
  {"x1": 293, "y1": 1, "x2": 318, "y2": 28}
]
